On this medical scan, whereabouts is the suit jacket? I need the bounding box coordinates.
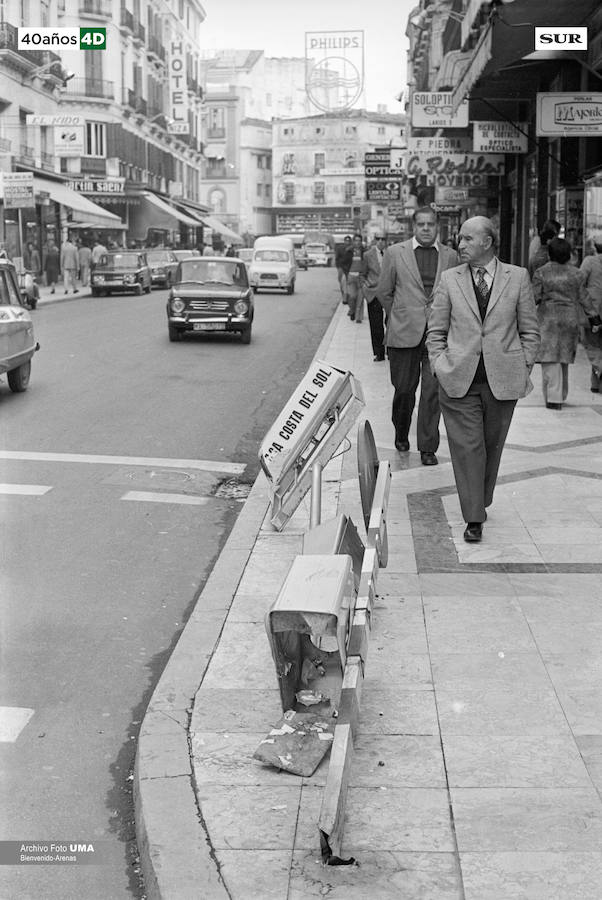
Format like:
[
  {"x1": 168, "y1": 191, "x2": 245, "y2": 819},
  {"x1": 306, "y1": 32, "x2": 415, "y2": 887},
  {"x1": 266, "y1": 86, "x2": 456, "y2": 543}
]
[
  {"x1": 360, "y1": 245, "x2": 384, "y2": 298},
  {"x1": 377, "y1": 239, "x2": 459, "y2": 347},
  {"x1": 426, "y1": 260, "x2": 541, "y2": 400}
]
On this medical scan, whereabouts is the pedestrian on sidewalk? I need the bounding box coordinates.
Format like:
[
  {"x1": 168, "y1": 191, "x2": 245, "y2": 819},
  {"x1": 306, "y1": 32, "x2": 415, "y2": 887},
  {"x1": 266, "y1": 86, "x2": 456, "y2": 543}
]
[
  {"x1": 580, "y1": 237, "x2": 602, "y2": 392},
  {"x1": 78, "y1": 241, "x2": 92, "y2": 287},
  {"x1": 43, "y1": 238, "x2": 60, "y2": 294},
  {"x1": 360, "y1": 234, "x2": 387, "y2": 361},
  {"x1": 427, "y1": 215, "x2": 540, "y2": 543},
  {"x1": 377, "y1": 207, "x2": 458, "y2": 465},
  {"x1": 335, "y1": 236, "x2": 353, "y2": 303},
  {"x1": 91, "y1": 238, "x2": 107, "y2": 267},
  {"x1": 60, "y1": 236, "x2": 79, "y2": 295},
  {"x1": 532, "y1": 238, "x2": 602, "y2": 410},
  {"x1": 528, "y1": 221, "x2": 560, "y2": 278},
  {"x1": 345, "y1": 234, "x2": 365, "y2": 322}
]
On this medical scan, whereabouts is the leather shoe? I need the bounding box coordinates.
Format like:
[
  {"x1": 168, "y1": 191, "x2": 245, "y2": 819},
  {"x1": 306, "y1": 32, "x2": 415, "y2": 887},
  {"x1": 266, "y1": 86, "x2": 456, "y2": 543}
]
[
  {"x1": 373, "y1": 355, "x2": 385, "y2": 362},
  {"x1": 395, "y1": 439, "x2": 410, "y2": 452},
  {"x1": 463, "y1": 522, "x2": 482, "y2": 543},
  {"x1": 420, "y1": 451, "x2": 438, "y2": 466},
  {"x1": 546, "y1": 402, "x2": 562, "y2": 410}
]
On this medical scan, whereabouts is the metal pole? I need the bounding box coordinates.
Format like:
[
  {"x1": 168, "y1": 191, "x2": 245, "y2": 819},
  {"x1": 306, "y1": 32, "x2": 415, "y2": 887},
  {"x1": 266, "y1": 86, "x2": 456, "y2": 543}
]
[{"x1": 310, "y1": 460, "x2": 323, "y2": 528}]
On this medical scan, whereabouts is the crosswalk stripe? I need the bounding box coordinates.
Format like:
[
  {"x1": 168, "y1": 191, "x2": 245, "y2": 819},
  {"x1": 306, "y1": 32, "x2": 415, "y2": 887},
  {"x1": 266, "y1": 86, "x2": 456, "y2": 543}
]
[
  {"x1": 121, "y1": 491, "x2": 210, "y2": 505},
  {"x1": 0, "y1": 451, "x2": 245, "y2": 475},
  {"x1": 0, "y1": 483, "x2": 52, "y2": 495},
  {"x1": 0, "y1": 707, "x2": 34, "y2": 742}
]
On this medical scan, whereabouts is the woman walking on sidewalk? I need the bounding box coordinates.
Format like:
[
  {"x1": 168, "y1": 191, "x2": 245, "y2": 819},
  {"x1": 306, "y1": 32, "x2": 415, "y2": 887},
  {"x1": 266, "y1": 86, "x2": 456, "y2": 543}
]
[
  {"x1": 532, "y1": 238, "x2": 602, "y2": 409},
  {"x1": 43, "y1": 238, "x2": 60, "y2": 294}
]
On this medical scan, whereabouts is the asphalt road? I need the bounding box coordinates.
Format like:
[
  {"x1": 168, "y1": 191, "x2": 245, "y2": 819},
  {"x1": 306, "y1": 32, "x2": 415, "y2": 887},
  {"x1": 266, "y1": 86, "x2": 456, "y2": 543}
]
[{"x1": 0, "y1": 267, "x2": 340, "y2": 899}]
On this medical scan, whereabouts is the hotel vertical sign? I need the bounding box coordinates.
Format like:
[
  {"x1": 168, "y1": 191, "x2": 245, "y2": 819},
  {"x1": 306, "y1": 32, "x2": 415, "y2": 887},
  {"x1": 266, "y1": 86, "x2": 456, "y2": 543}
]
[{"x1": 169, "y1": 39, "x2": 189, "y2": 134}]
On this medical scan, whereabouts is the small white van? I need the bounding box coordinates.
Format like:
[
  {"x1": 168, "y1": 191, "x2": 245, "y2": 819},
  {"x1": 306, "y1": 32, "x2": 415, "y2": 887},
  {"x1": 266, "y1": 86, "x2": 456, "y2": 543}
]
[{"x1": 249, "y1": 236, "x2": 296, "y2": 294}]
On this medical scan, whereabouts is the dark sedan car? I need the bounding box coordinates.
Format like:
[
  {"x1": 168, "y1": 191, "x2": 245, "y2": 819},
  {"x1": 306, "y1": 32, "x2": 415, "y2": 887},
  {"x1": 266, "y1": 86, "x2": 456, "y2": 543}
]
[
  {"x1": 166, "y1": 257, "x2": 254, "y2": 344},
  {"x1": 91, "y1": 251, "x2": 151, "y2": 296},
  {"x1": 146, "y1": 249, "x2": 179, "y2": 288}
]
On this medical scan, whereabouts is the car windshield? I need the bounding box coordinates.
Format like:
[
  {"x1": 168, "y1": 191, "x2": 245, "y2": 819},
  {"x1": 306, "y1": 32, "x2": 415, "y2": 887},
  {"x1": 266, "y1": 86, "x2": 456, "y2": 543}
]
[
  {"x1": 0, "y1": 267, "x2": 21, "y2": 305},
  {"x1": 176, "y1": 259, "x2": 248, "y2": 286},
  {"x1": 254, "y1": 250, "x2": 289, "y2": 262},
  {"x1": 147, "y1": 251, "x2": 173, "y2": 263},
  {"x1": 99, "y1": 253, "x2": 140, "y2": 269}
]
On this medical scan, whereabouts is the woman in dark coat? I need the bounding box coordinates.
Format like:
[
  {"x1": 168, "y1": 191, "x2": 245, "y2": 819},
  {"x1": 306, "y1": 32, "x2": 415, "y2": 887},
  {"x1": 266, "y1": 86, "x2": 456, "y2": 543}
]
[
  {"x1": 532, "y1": 238, "x2": 601, "y2": 410},
  {"x1": 43, "y1": 238, "x2": 60, "y2": 293}
]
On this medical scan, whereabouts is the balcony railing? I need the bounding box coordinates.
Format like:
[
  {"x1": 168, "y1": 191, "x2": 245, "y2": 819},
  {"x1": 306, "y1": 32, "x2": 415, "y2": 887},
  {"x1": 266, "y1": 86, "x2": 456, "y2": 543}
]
[
  {"x1": 80, "y1": 0, "x2": 112, "y2": 16},
  {"x1": 120, "y1": 8, "x2": 134, "y2": 31},
  {"x1": 40, "y1": 151, "x2": 55, "y2": 170},
  {"x1": 80, "y1": 156, "x2": 107, "y2": 175},
  {"x1": 64, "y1": 78, "x2": 114, "y2": 99},
  {"x1": 125, "y1": 90, "x2": 147, "y2": 116},
  {"x1": 147, "y1": 36, "x2": 165, "y2": 61},
  {"x1": 0, "y1": 21, "x2": 61, "y2": 67}
]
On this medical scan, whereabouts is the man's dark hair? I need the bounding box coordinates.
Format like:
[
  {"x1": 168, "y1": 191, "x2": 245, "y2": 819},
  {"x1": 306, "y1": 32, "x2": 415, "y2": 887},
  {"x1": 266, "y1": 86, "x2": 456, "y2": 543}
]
[
  {"x1": 412, "y1": 206, "x2": 439, "y2": 223},
  {"x1": 540, "y1": 219, "x2": 561, "y2": 236},
  {"x1": 539, "y1": 225, "x2": 558, "y2": 244},
  {"x1": 344, "y1": 235, "x2": 352, "y2": 243},
  {"x1": 547, "y1": 237, "x2": 571, "y2": 264}
]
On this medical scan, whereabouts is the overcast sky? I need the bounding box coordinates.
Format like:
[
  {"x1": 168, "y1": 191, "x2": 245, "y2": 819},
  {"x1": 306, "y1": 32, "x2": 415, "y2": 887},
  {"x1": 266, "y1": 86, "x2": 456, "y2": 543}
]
[{"x1": 199, "y1": 0, "x2": 417, "y2": 112}]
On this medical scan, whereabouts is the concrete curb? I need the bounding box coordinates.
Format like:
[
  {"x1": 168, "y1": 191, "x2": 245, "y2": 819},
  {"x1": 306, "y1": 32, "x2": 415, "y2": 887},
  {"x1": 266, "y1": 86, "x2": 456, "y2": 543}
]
[{"x1": 134, "y1": 299, "x2": 346, "y2": 899}]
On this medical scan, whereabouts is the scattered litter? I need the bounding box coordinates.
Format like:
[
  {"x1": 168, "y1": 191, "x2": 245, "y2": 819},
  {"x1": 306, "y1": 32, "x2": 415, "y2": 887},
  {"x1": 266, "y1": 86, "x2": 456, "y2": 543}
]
[
  {"x1": 378, "y1": 761, "x2": 385, "y2": 767},
  {"x1": 254, "y1": 710, "x2": 335, "y2": 776},
  {"x1": 296, "y1": 689, "x2": 329, "y2": 707}
]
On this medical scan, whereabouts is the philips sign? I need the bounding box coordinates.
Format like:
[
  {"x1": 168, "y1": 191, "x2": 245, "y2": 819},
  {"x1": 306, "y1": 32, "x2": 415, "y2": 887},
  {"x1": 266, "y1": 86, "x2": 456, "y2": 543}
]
[{"x1": 534, "y1": 27, "x2": 588, "y2": 50}]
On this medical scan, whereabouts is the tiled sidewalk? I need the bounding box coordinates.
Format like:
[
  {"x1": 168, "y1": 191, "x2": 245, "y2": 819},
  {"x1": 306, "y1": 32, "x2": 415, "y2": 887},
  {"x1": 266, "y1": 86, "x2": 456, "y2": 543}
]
[{"x1": 143, "y1": 299, "x2": 602, "y2": 899}]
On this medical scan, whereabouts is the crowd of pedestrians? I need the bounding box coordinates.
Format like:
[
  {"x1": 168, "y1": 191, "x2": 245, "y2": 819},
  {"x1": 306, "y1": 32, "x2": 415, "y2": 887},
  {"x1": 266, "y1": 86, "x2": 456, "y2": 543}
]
[
  {"x1": 21, "y1": 234, "x2": 111, "y2": 296},
  {"x1": 337, "y1": 210, "x2": 602, "y2": 545}
]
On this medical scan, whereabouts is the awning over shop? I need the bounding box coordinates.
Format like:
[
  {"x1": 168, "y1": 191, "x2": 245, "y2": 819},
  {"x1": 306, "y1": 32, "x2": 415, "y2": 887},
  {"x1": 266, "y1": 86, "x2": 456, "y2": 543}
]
[
  {"x1": 434, "y1": 49, "x2": 472, "y2": 91},
  {"x1": 140, "y1": 191, "x2": 200, "y2": 228},
  {"x1": 33, "y1": 176, "x2": 122, "y2": 227},
  {"x1": 201, "y1": 214, "x2": 243, "y2": 244},
  {"x1": 451, "y1": 0, "x2": 600, "y2": 109}
]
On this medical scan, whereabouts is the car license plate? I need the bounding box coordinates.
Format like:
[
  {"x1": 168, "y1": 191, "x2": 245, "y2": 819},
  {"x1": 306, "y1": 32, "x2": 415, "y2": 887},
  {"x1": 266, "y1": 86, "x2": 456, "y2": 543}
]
[{"x1": 193, "y1": 322, "x2": 225, "y2": 331}]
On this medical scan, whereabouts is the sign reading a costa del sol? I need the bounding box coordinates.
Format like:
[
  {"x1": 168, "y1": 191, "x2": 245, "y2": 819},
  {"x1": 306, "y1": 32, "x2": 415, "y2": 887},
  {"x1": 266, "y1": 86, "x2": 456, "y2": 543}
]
[
  {"x1": 1, "y1": 172, "x2": 34, "y2": 209},
  {"x1": 411, "y1": 92, "x2": 469, "y2": 129},
  {"x1": 305, "y1": 30, "x2": 364, "y2": 113},
  {"x1": 473, "y1": 121, "x2": 528, "y2": 154},
  {"x1": 536, "y1": 93, "x2": 602, "y2": 137}
]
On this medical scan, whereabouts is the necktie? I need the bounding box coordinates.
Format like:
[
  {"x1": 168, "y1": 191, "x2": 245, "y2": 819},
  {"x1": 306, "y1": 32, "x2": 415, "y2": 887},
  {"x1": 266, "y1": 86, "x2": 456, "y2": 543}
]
[{"x1": 476, "y1": 267, "x2": 488, "y2": 298}]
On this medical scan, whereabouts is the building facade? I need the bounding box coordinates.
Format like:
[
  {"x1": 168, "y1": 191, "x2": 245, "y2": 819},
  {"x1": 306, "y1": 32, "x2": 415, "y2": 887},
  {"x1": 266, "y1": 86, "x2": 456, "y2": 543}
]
[{"x1": 271, "y1": 110, "x2": 406, "y2": 240}]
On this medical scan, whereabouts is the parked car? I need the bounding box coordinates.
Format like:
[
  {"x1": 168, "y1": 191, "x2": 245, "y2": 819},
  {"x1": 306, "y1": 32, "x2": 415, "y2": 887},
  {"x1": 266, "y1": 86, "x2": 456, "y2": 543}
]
[
  {"x1": 91, "y1": 251, "x2": 152, "y2": 296},
  {"x1": 166, "y1": 256, "x2": 254, "y2": 344},
  {"x1": 237, "y1": 248, "x2": 253, "y2": 273},
  {"x1": 172, "y1": 249, "x2": 200, "y2": 262},
  {"x1": 0, "y1": 258, "x2": 39, "y2": 392},
  {"x1": 146, "y1": 249, "x2": 179, "y2": 288},
  {"x1": 249, "y1": 236, "x2": 296, "y2": 294}
]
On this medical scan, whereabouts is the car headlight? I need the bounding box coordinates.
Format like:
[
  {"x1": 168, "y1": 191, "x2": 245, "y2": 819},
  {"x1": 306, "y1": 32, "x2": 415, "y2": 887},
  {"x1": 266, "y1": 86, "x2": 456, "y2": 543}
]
[
  {"x1": 171, "y1": 298, "x2": 186, "y2": 314},
  {"x1": 153, "y1": 267, "x2": 165, "y2": 275},
  {"x1": 94, "y1": 275, "x2": 105, "y2": 283},
  {"x1": 124, "y1": 274, "x2": 135, "y2": 284},
  {"x1": 234, "y1": 299, "x2": 249, "y2": 315}
]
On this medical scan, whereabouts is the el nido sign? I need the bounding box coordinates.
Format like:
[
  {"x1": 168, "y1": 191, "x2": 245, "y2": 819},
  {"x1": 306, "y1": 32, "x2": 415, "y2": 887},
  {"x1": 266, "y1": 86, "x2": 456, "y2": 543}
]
[{"x1": 536, "y1": 93, "x2": 602, "y2": 136}]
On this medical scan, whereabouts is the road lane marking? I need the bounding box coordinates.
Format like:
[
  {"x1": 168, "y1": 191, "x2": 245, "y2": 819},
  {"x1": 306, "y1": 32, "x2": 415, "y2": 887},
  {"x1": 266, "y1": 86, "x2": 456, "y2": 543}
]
[
  {"x1": 0, "y1": 707, "x2": 34, "y2": 742},
  {"x1": 0, "y1": 483, "x2": 52, "y2": 495},
  {"x1": 121, "y1": 491, "x2": 210, "y2": 505},
  {"x1": 0, "y1": 451, "x2": 245, "y2": 475}
]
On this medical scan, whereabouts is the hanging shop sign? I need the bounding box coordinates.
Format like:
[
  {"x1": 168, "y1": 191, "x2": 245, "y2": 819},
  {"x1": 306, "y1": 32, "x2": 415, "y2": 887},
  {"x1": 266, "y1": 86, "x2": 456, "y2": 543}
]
[
  {"x1": 54, "y1": 125, "x2": 85, "y2": 157},
  {"x1": 169, "y1": 39, "x2": 189, "y2": 134},
  {"x1": 411, "y1": 92, "x2": 469, "y2": 129},
  {"x1": 1, "y1": 172, "x2": 34, "y2": 208},
  {"x1": 407, "y1": 136, "x2": 472, "y2": 153},
  {"x1": 365, "y1": 180, "x2": 401, "y2": 202},
  {"x1": 406, "y1": 153, "x2": 505, "y2": 188},
  {"x1": 473, "y1": 121, "x2": 528, "y2": 153},
  {"x1": 536, "y1": 93, "x2": 602, "y2": 136},
  {"x1": 435, "y1": 186, "x2": 470, "y2": 205}
]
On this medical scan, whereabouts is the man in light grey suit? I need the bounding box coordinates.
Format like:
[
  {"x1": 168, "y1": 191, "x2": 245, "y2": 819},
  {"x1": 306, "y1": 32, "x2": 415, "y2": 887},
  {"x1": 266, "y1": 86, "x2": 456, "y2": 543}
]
[
  {"x1": 427, "y1": 216, "x2": 540, "y2": 543},
  {"x1": 377, "y1": 208, "x2": 458, "y2": 465}
]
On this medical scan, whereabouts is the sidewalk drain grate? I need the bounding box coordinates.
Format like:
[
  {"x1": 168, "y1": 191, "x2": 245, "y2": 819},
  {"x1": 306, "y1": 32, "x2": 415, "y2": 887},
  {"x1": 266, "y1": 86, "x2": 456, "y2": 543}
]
[{"x1": 213, "y1": 478, "x2": 252, "y2": 500}]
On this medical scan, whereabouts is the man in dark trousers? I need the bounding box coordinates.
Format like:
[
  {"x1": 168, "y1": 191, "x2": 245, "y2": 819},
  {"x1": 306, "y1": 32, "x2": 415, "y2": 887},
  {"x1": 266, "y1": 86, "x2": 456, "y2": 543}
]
[
  {"x1": 427, "y1": 216, "x2": 540, "y2": 542},
  {"x1": 377, "y1": 207, "x2": 458, "y2": 465},
  {"x1": 360, "y1": 234, "x2": 387, "y2": 361}
]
